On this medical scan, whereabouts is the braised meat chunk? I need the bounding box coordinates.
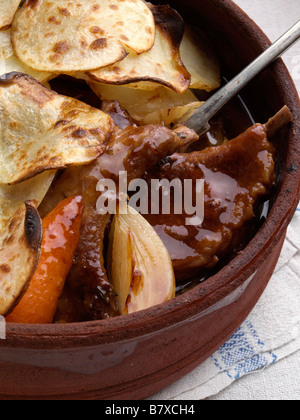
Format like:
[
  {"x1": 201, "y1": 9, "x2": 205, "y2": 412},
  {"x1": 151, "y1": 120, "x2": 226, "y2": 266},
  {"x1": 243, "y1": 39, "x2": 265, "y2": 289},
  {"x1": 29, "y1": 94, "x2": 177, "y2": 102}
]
[
  {"x1": 69, "y1": 124, "x2": 197, "y2": 319},
  {"x1": 1, "y1": 0, "x2": 294, "y2": 326},
  {"x1": 144, "y1": 123, "x2": 276, "y2": 281},
  {"x1": 41, "y1": 123, "x2": 198, "y2": 320}
]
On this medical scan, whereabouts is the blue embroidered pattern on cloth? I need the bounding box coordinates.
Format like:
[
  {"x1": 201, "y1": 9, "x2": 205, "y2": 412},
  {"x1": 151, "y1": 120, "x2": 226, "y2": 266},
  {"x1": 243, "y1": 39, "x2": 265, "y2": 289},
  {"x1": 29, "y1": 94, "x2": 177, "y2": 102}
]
[
  {"x1": 212, "y1": 320, "x2": 278, "y2": 380},
  {"x1": 209, "y1": 202, "x2": 300, "y2": 386},
  {"x1": 150, "y1": 204, "x2": 299, "y2": 401},
  {"x1": 211, "y1": 203, "x2": 300, "y2": 382}
]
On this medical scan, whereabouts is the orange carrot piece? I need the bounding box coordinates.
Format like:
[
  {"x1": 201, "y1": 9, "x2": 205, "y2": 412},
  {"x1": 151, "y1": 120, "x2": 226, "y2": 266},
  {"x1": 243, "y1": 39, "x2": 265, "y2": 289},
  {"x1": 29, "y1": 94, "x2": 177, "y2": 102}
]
[{"x1": 6, "y1": 196, "x2": 84, "y2": 324}]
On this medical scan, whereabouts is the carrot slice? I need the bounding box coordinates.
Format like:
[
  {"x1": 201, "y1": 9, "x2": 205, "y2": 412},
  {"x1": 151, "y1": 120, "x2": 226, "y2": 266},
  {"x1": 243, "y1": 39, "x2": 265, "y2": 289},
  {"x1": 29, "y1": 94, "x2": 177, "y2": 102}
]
[{"x1": 6, "y1": 195, "x2": 84, "y2": 324}]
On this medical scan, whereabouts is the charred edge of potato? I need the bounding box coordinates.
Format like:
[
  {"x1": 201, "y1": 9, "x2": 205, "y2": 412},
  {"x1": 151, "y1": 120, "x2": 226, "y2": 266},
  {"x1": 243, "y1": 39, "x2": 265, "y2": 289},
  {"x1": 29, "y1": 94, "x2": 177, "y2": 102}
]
[
  {"x1": 1, "y1": 202, "x2": 42, "y2": 317},
  {"x1": 25, "y1": 200, "x2": 43, "y2": 251},
  {"x1": 108, "y1": 204, "x2": 176, "y2": 315},
  {"x1": 149, "y1": 4, "x2": 185, "y2": 53},
  {"x1": 12, "y1": 0, "x2": 155, "y2": 72},
  {"x1": 87, "y1": 4, "x2": 191, "y2": 93},
  {"x1": 0, "y1": 0, "x2": 21, "y2": 31}
]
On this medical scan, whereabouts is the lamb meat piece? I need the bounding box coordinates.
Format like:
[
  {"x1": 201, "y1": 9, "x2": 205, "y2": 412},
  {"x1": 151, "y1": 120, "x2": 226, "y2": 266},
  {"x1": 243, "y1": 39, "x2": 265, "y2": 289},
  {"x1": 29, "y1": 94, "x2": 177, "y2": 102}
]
[
  {"x1": 143, "y1": 123, "x2": 276, "y2": 281},
  {"x1": 76, "y1": 124, "x2": 197, "y2": 319},
  {"x1": 43, "y1": 123, "x2": 198, "y2": 320},
  {"x1": 100, "y1": 100, "x2": 135, "y2": 130}
]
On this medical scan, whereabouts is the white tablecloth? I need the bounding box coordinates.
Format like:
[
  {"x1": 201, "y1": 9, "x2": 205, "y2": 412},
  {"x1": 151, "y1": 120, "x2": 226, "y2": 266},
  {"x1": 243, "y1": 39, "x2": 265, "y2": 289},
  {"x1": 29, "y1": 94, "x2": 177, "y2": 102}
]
[{"x1": 150, "y1": 0, "x2": 300, "y2": 401}]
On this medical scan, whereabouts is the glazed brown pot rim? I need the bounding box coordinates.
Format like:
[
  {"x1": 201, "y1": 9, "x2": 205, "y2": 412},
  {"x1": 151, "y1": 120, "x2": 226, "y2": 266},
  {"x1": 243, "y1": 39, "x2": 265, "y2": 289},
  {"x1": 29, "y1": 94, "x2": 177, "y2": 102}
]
[{"x1": 6, "y1": 0, "x2": 300, "y2": 347}]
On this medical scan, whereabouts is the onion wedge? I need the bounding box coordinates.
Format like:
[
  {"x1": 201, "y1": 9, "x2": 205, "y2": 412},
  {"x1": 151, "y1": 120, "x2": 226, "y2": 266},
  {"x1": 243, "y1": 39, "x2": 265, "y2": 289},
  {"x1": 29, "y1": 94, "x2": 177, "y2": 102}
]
[{"x1": 108, "y1": 203, "x2": 176, "y2": 315}]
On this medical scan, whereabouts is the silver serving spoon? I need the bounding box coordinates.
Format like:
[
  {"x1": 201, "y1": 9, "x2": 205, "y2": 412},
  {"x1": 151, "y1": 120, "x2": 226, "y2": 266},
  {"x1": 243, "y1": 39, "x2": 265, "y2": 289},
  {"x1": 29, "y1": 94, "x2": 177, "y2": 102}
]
[{"x1": 184, "y1": 19, "x2": 300, "y2": 136}]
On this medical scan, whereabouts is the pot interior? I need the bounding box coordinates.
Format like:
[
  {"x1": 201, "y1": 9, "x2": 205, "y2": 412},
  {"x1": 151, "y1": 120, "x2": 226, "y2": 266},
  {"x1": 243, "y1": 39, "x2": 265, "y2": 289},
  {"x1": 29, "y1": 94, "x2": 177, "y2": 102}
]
[{"x1": 4, "y1": 0, "x2": 300, "y2": 342}]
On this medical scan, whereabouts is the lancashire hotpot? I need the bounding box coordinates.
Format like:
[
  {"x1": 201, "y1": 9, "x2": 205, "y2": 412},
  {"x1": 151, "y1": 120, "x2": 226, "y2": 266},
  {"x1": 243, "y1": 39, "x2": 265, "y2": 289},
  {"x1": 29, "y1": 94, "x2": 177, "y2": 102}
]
[{"x1": 0, "y1": 0, "x2": 299, "y2": 400}]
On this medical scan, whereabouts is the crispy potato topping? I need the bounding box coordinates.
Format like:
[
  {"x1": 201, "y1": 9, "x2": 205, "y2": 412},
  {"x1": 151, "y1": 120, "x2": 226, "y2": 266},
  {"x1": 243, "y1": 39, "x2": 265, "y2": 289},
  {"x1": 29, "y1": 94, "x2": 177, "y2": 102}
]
[{"x1": 11, "y1": 0, "x2": 155, "y2": 72}]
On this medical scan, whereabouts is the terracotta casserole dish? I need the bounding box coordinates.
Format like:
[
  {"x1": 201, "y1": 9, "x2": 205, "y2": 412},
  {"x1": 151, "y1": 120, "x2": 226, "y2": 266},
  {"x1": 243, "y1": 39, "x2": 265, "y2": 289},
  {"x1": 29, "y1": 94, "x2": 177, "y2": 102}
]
[{"x1": 0, "y1": 0, "x2": 299, "y2": 400}]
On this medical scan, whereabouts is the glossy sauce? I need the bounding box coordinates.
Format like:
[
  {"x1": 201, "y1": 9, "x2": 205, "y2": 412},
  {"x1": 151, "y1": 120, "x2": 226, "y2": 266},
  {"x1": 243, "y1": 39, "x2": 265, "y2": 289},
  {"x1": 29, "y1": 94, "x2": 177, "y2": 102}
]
[
  {"x1": 49, "y1": 77, "x2": 275, "y2": 303},
  {"x1": 144, "y1": 124, "x2": 275, "y2": 284}
]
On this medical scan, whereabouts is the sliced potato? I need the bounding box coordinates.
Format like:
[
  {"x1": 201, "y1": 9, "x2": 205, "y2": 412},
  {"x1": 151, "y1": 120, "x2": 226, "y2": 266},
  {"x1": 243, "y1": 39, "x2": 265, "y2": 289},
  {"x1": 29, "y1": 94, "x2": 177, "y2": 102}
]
[
  {"x1": 0, "y1": 29, "x2": 53, "y2": 83},
  {"x1": 0, "y1": 0, "x2": 20, "y2": 30},
  {"x1": 0, "y1": 202, "x2": 42, "y2": 316},
  {"x1": 181, "y1": 27, "x2": 221, "y2": 91},
  {"x1": 89, "y1": 19, "x2": 221, "y2": 93},
  {"x1": 88, "y1": 5, "x2": 191, "y2": 93},
  {"x1": 11, "y1": 0, "x2": 155, "y2": 72},
  {"x1": 150, "y1": 101, "x2": 204, "y2": 127},
  {"x1": 0, "y1": 171, "x2": 56, "y2": 229},
  {"x1": 89, "y1": 82, "x2": 204, "y2": 126},
  {"x1": 122, "y1": 27, "x2": 221, "y2": 92},
  {"x1": 0, "y1": 30, "x2": 12, "y2": 58},
  {"x1": 108, "y1": 203, "x2": 176, "y2": 315},
  {"x1": 0, "y1": 72, "x2": 114, "y2": 185}
]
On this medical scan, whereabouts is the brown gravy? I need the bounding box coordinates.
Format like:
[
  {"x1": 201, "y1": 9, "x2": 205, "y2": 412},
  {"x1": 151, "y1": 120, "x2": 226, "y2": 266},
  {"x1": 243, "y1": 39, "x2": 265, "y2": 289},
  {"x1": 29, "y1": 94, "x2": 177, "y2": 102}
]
[{"x1": 49, "y1": 76, "x2": 275, "y2": 308}]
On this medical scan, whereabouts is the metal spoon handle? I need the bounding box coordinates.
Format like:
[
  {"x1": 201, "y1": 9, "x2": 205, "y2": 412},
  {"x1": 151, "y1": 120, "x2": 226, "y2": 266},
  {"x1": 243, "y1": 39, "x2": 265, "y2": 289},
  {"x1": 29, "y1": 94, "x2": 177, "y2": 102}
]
[{"x1": 184, "y1": 19, "x2": 300, "y2": 135}]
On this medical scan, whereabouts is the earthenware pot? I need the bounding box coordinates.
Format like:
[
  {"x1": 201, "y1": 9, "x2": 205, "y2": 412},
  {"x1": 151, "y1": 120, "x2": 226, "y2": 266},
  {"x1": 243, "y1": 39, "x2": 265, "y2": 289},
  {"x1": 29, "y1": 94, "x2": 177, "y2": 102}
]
[{"x1": 0, "y1": 0, "x2": 299, "y2": 400}]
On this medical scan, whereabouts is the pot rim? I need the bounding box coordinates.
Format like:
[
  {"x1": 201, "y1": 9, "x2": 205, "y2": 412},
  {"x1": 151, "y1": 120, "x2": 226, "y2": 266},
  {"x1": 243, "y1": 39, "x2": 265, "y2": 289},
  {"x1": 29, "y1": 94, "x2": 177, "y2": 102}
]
[{"x1": 5, "y1": 0, "x2": 300, "y2": 347}]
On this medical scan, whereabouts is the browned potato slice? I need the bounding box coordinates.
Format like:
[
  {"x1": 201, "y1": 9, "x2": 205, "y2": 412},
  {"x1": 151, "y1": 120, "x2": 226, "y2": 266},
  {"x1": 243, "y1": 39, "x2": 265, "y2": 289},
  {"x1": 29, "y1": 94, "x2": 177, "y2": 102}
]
[
  {"x1": 89, "y1": 82, "x2": 204, "y2": 126},
  {"x1": 87, "y1": 5, "x2": 191, "y2": 93},
  {"x1": 180, "y1": 27, "x2": 221, "y2": 91},
  {"x1": 108, "y1": 204, "x2": 176, "y2": 315},
  {"x1": 0, "y1": 0, "x2": 20, "y2": 30},
  {"x1": 0, "y1": 73, "x2": 114, "y2": 185},
  {"x1": 0, "y1": 171, "x2": 56, "y2": 224},
  {"x1": 121, "y1": 29, "x2": 221, "y2": 92},
  {"x1": 0, "y1": 30, "x2": 12, "y2": 59},
  {"x1": 11, "y1": 0, "x2": 155, "y2": 72},
  {"x1": 0, "y1": 202, "x2": 42, "y2": 316},
  {"x1": 0, "y1": 30, "x2": 53, "y2": 83}
]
